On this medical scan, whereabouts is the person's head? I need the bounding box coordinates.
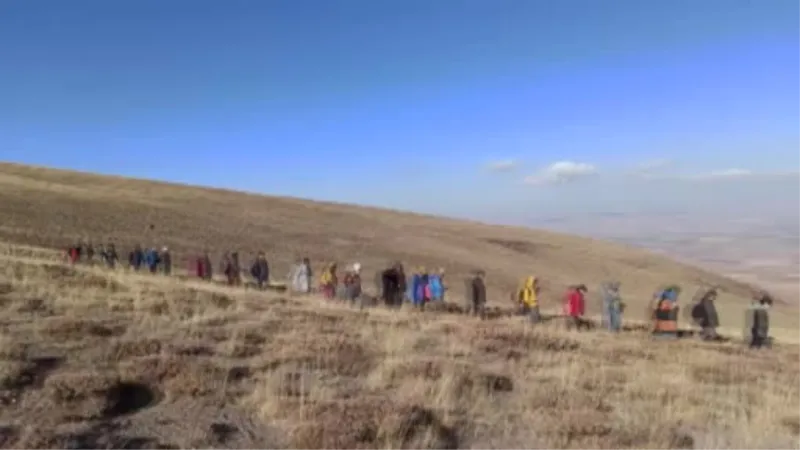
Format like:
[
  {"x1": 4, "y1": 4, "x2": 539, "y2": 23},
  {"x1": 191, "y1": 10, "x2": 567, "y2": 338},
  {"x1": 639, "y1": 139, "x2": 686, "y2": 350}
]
[
  {"x1": 525, "y1": 276, "x2": 536, "y2": 288},
  {"x1": 303, "y1": 257, "x2": 310, "y2": 265},
  {"x1": 352, "y1": 262, "x2": 361, "y2": 274},
  {"x1": 576, "y1": 284, "x2": 588, "y2": 293},
  {"x1": 476, "y1": 270, "x2": 485, "y2": 279},
  {"x1": 438, "y1": 267, "x2": 446, "y2": 275},
  {"x1": 162, "y1": 246, "x2": 168, "y2": 253}
]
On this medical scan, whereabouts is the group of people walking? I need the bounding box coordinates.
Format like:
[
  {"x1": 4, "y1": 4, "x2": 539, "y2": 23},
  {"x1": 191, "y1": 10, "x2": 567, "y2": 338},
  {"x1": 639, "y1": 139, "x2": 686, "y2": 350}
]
[
  {"x1": 63, "y1": 241, "x2": 774, "y2": 348},
  {"x1": 66, "y1": 241, "x2": 171, "y2": 274}
]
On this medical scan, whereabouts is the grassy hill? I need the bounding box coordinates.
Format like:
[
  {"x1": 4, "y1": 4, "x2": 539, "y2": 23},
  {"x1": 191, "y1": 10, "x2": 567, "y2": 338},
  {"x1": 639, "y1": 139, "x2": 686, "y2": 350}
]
[
  {"x1": 0, "y1": 162, "x2": 793, "y2": 331},
  {"x1": 0, "y1": 163, "x2": 797, "y2": 448}
]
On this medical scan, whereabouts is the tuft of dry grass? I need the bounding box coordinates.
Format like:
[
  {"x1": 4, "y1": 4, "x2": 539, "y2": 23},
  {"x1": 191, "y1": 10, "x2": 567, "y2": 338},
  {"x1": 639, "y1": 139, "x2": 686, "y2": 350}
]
[{"x1": 0, "y1": 245, "x2": 797, "y2": 449}]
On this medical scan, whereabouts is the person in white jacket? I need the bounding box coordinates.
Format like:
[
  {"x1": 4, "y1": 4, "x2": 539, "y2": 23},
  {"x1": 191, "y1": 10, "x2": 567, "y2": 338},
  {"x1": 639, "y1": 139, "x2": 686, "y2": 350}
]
[{"x1": 289, "y1": 257, "x2": 313, "y2": 294}]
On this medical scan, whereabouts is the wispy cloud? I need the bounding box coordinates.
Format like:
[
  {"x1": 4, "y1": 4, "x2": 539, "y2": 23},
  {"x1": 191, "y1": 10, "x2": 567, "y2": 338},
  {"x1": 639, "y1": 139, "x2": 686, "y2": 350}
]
[
  {"x1": 524, "y1": 161, "x2": 598, "y2": 185},
  {"x1": 700, "y1": 168, "x2": 753, "y2": 179},
  {"x1": 485, "y1": 159, "x2": 519, "y2": 173},
  {"x1": 687, "y1": 168, "x2": 800, "y2": 180}
]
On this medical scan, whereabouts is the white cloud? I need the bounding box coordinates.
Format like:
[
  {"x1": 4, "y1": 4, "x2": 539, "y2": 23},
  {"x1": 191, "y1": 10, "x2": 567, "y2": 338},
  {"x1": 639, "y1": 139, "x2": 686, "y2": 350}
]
[
  {"x1": 485, "y1": 159, "x2": 519, "y2": 172},
  {"x1": 693, "y1": 168, "x2": 754, "y2": 179},
  {"x1": 524, "y1": 161, "x2": 598, "y2": 185}
]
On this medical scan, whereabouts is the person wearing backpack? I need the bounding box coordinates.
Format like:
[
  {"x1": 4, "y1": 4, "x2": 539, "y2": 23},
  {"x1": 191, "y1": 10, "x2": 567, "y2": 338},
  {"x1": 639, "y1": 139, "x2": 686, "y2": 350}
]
[{"x1": 517, "y1": 276, "x2": 541, "y2": 323}]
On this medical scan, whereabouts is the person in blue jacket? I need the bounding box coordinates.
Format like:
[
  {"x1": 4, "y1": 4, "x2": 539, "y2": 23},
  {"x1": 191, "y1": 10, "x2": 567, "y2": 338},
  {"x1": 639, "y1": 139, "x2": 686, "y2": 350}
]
[
  {"x1": 428, "y1": 268, "x2": 445, "y2": 302},
  {"x1": 143, "y1": 247, "x2": 160, "y2": 274},
  {"x1": 409, "y1": 268, "x2": 423, "y2": 307}
]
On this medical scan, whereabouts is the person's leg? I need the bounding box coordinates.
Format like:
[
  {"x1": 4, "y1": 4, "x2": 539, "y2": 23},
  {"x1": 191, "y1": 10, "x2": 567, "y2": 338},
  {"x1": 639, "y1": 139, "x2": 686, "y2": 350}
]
[
  {"x1": 610, "y1": 309, "x2": 621, "y2": 332},
  {"x1": 529, "y1": 305, "x2": 541, "y2": 324}
]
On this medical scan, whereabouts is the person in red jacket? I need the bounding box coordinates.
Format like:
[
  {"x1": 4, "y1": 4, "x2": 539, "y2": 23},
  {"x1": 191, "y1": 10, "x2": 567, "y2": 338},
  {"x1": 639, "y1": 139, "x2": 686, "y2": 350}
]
[{"x1": 563, "y1": 284, "x2": 588, "y2": 331}]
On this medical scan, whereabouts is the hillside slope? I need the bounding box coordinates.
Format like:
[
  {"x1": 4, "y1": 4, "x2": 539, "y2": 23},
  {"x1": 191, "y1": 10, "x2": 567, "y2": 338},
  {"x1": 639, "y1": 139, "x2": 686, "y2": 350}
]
[
  {"x1": 0, "y1": 162, "x2": 774, "y2": 323},
  {"x1": 0, "y1": 243, "x2": 797, "y2": 448}
]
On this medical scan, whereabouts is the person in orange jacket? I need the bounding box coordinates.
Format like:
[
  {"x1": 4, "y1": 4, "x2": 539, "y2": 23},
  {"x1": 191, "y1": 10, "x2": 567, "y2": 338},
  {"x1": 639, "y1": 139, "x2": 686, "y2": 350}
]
[{"x1": 563, "y1": 284, "x2": 588, "y2": 331}]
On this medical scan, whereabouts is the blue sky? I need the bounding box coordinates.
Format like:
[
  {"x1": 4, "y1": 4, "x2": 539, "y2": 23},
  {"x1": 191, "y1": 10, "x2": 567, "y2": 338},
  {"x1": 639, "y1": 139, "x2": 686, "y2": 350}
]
[{"x1": 1, "y1": 0, "x2": 798, "y2": 221}]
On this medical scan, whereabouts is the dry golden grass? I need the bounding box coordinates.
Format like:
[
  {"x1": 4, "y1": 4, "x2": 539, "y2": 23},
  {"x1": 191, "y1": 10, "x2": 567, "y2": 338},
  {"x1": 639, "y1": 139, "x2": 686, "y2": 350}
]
[
  {"x1": 0, "y1": 245, "x2": 797, "y2": 449},
  {"x1": 0, "y1": 163, "x2": 798, "y2": 448}
]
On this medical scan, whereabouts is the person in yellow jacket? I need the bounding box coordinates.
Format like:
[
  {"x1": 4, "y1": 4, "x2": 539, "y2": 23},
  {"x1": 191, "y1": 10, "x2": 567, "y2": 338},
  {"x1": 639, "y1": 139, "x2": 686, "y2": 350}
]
[
  {"x1": 319, "y1": 263, "x2": 338, "y2": 300},
  {"x1": 517, "y1": 276, "x2": 541, "y2": 323}
]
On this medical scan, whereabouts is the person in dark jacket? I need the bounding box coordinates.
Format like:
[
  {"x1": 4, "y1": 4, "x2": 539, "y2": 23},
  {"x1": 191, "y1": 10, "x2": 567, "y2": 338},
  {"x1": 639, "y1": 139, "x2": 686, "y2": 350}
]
[
  {"x1": 129, "y1": 245, "x2": 144, "y2": 271},
  {"x1": 250, "y1": 252, "x2": 270, "y2": 289},
  {"x1": 748, "y1": 292, "x2": 772, "y2": 349},
  {"x1": 468, "y1": 270, "x2": 487, "y2": 318},
  {"x1": 160, "y1": 246, "x2": 172, "y2": 275},
  {"x1": 692, "y1": 288, "x2": 720, "y2": 340},
  {"x1": 381, "y1": 263, "x2": 403, "y2": 308},
  {"x1": 395, "y1": 263, "x2": 407, "y2": 307},
  {"x1": 222, "y1": 253, "x2": 241, "y2": 286},
  {"x1": 84, "y1": 240, "x2": 95, "y2": 263}
]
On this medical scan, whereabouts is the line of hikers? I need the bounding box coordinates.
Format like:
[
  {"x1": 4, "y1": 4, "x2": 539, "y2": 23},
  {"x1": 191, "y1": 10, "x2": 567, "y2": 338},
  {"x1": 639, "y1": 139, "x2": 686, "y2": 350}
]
[
  {"x1": 66, "y1": 241, "x2": 172, "y2": 275},
  {"x1": 63, "y1": 242, "x2": 774, "y2": 348}
]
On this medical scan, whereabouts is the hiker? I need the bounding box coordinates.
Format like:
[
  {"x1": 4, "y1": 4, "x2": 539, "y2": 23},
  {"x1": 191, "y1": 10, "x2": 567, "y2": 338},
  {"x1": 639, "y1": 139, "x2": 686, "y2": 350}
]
[
  {"x1": 250, "y1": 252, "x2": 270, "y2": 289},
  {"x1": 289, "y1": 257, "x2": 312, "y2": 294},
  {"x1": 195, "y1": 252, "x2": 212, "y2": 280},
  {"x1": 144, "y1": 247, "x2": 160, "y2": 274},
  {"x1": 563, "y1": 284, "x2": 588, "y2": 330},
  {"x1": 409, "y1": 267, "x2": 427, "y2": 308},
  {"x1": 128, "y1": 245, "x2": 144, "y2": 271},
  {"x1": 319, "y1": 263, "x2": 338, "y2": 299},
  {"x1": 601, "y1": 281, "x2": 624, "y2": 332},
  {"x1": 517, "y1": 275, "x2": 541, "y2": 323},
  {"x1": 467, "y1": 270, "x2": 487, "y2": 318},
  {"x1": 66, "y1": 245, "x2": 80, "y2": 265},
  {"x1": 692, "y1": 288, "x2": 720, "y2": 341},
  {"x1": 160, "y1": 246, "x2": 172, "y2": 275},
  {"x1": 747, "y1": 292, "x2": 772, "y2": 349},
  {"x1": 222, "y1": 253, "x2": 240, "y2": 286},
  {"x1": 101, "y1": 243, "x2": 118, "y2": 269},
  {"x1": 405, "y1": 268, "x2": 416, "y2": 303},
  {"x1": 84, "y1": 240, "x2": 95, "y2": 263},
  {"x1": 231, "y1": 252, "x2": 241, "y2": 279},
  {"x1": 380, "y1": 262, "x2": 403, "y2": 308},
  {"x1": 396, "y1": 263, "x2": 407, "y2": 307},
  {"x1": 652, "y1": 286, "x2": 681, "y2": 339},
  {"x1": 343, "y1": 262, "x2": 363, "y2": 303},
  {"x1": 428, "y1": 268, "x2": 445, "y2": 302}
]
